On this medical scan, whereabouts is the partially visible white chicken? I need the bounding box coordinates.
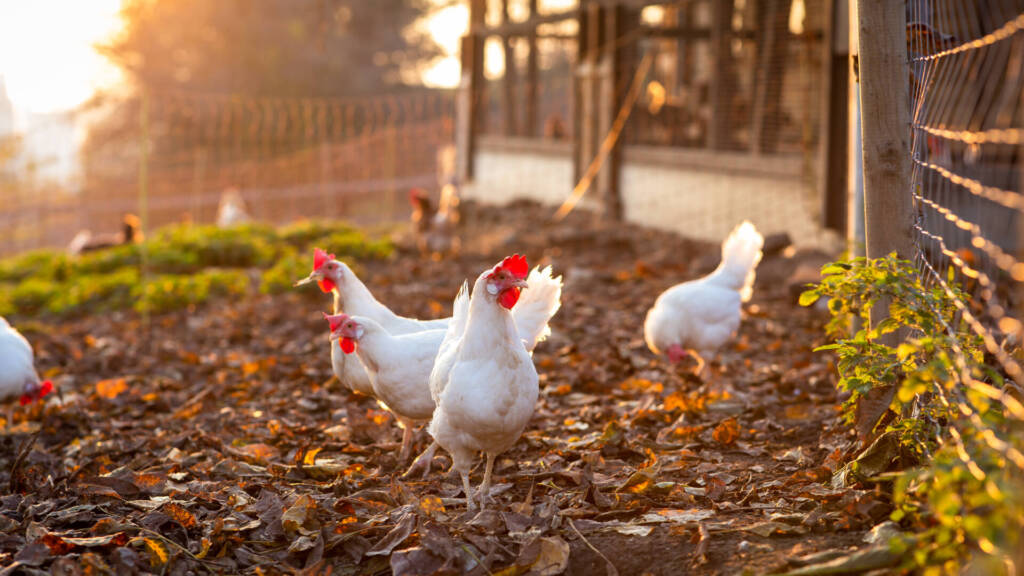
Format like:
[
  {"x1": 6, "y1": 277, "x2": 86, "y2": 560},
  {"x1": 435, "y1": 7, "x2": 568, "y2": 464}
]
[
  {"x1": 644, "y1": 221, "x2": 764, "y2": 375},
  {"x1": 0, "y1": 317, "x2": 53, "y2": 422},
  {"x1": 325, "y1": 313, "x2": 445, "y2": 467},
  {"x1": 428, "y1": 255, "x2": 543, "y2": 510},
  {"x1": 216, "y1": 188, "x2": 251, "y2": 228}
]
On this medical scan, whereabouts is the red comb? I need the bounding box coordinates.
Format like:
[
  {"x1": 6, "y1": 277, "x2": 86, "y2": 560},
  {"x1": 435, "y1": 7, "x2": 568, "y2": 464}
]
[
  {"x1": 409, "y1": 188, "x2": 427, "y2": 203},
  {"x1": 40, "y1": 381, "x2": 53, "y2": 398},
  {"x1": 323, "y1": 312, "x2": 347, "y2": 333},
  {"x1": 313, "y1": 248, "x2": 335, "y2": 272},
  {"x1": 499, "y1": 254, "x2": 528, "y2": 280}
]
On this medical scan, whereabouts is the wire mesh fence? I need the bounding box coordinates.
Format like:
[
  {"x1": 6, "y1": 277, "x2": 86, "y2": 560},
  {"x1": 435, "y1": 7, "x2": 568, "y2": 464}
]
[
  {"x1": 0, "y1": 88, "x2": 456, "y2": 257},
  {"x1": 905, "y1": 0, "x2": 1024, "y2": 552}
]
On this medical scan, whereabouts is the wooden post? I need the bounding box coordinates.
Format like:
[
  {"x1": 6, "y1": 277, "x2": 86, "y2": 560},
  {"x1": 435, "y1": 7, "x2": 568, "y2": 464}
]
[
  {"x1": 501, "y1": 0, "x2": 519, "y2": 136},
  {"x1": 526, "y1": 0, "x2": 539, "y2": 138},
  {"x1": 858, "y1": 0, "x2": 913, "y2": 261},
  {"x1": 750, "y1": 0, "x2": 790, "y2": 154},
  {"x1": 708, "y1": 0, "x2": 736, "y2": 150},
  {"x1": 456, "y1": 0, "x2": 486, "y2": 183},
  {"x1": 599, "y1": 4, "x2": 636, "y2": 221},
  {"x1": 575, "y1": 3, "x2": 603, "y2": 190},
  {"x1": 820, "y1": 0, "x2": 850, "y2": 231},
  {"x1": 854, "y1": 0, "x2": 913, "y2": 439}
]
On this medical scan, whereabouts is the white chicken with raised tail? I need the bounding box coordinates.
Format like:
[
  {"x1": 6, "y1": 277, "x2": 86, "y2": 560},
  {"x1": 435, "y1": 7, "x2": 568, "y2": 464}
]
[
  {"x1": 644, "y1": 221, "x2": 764, "y2": 376},
  {"x1": 324, "y1": 312, "x2": 445, "y2": 468},
  {"x1": 0, "y1": 317, "x2": 54, "y2": 422},
  {"x1": 428, "y1": 255, "x2": 543, "y2": 510}
]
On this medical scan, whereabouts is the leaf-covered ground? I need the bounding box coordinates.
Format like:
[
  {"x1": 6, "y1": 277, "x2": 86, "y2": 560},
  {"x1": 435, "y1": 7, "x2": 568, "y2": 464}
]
[{"x1": 1, "y1": 201, "x2": 886, "y2": 575}]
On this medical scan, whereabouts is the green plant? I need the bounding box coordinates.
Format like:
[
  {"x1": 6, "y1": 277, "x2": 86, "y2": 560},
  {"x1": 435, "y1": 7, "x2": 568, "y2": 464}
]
[
  {"x1": 134, "y1": 270, "x2": 250, "y2": 315},
  {"x1": 0, "y1": 218, "x2": 392, "y2": 319},
  {"x1": 802, "y1": 254, "x2": 1023, "y2": 572},
  {"x1": 280, "y1": 219, "x2": 357, "y2": 248}
]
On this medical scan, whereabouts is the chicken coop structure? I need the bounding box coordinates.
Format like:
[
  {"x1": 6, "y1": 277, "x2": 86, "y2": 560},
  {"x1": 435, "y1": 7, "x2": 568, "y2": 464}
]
[{"x1": 454, "y1": 0, "x2": 849, "y2": 246}]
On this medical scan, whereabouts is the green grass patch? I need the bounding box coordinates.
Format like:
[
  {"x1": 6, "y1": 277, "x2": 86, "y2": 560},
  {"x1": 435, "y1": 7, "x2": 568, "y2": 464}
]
[{"x1": 0, "y1": 220, "x2": 391, "y2": 319}]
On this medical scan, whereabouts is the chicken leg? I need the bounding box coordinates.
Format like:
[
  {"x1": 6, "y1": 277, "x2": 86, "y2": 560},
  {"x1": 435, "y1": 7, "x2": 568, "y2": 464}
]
[
  {"x1": 401, "y1": 441, "x2": 439, "y2": 479},
  {"x1": 478, "y1": 453, "x2": 496, "y2": 509},
  {"x1": 397, "y1": 420, "x2": 415, "y2": 464}
]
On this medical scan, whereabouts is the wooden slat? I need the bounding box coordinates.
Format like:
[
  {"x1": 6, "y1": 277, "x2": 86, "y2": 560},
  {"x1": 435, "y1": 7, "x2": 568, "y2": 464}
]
[
  {"x1": 526, "y1": 0, "x2": 539, "y2": 138},
  {"x1": 501, "y1": 0, "x2": 519, "y2": 136},
  {"x1": 707, "y1": 0, "x2": 736, "y2": 150}
]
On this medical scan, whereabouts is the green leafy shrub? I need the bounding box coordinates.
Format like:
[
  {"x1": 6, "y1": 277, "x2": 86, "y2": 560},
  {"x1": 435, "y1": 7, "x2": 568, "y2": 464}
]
[
  {"x1": 49, "y1": 268, "x2": 139, "y2": 316},
  {"x1": 134, "y1": 269, "x2": 249, "y2": 315},
  {"x1": 318, "y1": 230, "x2": 393, "y2": 261},
  {"x1": 152, "y1": 224, "x2": 279, "y2": 269},
  {"x1": 280, "y1": 220, "x2": 357, "y2": 249},
  {"x1": 802, "y1": 254, "x2": 1022, "y2": 571},
  {"x1": 0, "y1": 249, "x2": 69, "y2": 283},
  {"x1": 9, "y1": 278, "x2": 62, "y2": 315},
  {"x1": 260, "y1": 248, "x2": 306, "y2": 295},
  {"x1": 0, "y1": 218, "x2": 391, "y2": 319}
]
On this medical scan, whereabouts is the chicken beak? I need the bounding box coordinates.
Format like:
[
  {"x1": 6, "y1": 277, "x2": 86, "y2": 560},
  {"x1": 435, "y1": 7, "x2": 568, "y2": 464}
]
[
  {"x1": 328, "y1": 330, "x2": 341, "y2": 341},
  {"x1": 513, "y1": 279, "x2": 529, "y2": 289},
  {"x1": 294, "y1": 270, "x2": 322, "y2": 287}
]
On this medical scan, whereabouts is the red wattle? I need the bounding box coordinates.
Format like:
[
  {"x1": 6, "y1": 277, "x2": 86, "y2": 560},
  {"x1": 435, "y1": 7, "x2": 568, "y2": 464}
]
[
  {"x1": 40, "y1": 381, "x2": 53, "y2": 397},
  {"x1": 498, "y1": 287, "x2": 521, "y2": 309},
  {"x1": 19, "y1": 394, "x2": 31, "y2": 406},
  {"x1": 318, "y1": 278, "x2": 336, "y2": 293},
  {"x1": 340, "y1": 338, "x2": 356, "y2": 354}
]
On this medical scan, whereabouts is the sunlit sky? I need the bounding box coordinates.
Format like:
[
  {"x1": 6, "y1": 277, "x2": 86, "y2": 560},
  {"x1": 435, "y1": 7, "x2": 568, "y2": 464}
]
[
  {"x1": 0, "y1": 0, "x2": 124, "y2": 114},
  {"x1": 0, "y1": 0, "x2": 474, "y2": 112},
  {"x1": 0, "y1": 1, "x2": 586, "y2": 113}
]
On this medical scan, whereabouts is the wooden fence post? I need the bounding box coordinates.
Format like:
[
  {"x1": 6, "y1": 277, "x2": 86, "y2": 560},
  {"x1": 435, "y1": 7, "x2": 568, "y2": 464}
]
[{"x1": 854, "y1": 0, "x2": 914, "y2": 439}]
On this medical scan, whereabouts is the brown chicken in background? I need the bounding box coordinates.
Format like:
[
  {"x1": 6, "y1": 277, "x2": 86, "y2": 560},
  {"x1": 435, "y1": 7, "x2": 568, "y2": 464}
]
[
  {"x1": 67, "y1": 213, "x2": 143, "y2": 255},
  {"x1": 409, "y1": 183, "x2": 460, "y2": 259}
]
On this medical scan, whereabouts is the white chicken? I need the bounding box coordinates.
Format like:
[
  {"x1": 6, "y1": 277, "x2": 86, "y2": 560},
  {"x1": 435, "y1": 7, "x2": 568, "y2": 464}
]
[
  {"x1": 644, "y1": 221, "x2": 764, "y2": 376},
  {"x1": 428, "y1": 255, "x2": 543, "y2": 510},
  {"x1": 0, "y1": 317, "x2": 54, "y2": 421},
  {"x1": 216, "y1": 188, "x2": 251, "y2": 228},
  {"x1": 324, "y1": 312, "x2": 445, "y2": 467}
]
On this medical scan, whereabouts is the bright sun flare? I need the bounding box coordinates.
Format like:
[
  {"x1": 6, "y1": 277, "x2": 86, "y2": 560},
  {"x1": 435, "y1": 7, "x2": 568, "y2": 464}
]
[{"x1": 0, "y1": 0, "x2": 124, "y2": 113}]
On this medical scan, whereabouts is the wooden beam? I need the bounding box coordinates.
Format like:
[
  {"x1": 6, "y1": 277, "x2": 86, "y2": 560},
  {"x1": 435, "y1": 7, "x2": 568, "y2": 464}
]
[
  {"x1": 858, "y1": 0, "x2": 913, "y2": 260},
  {"x1": 455, "y1": 0, "x2": 486, "y2": 182},
  {"x1": 750, "y1": 0, "x2": 790, "y2": 154},
  {"x1": 501, "y1": 0, "x2": 519, "y2": 136},
  {"x1": 470, "y1": 8, "x2": 579, "y2": 37},
  {"x1": 526, "y1": 0, "x2": 539, "y2": 138},
  {"x1": 821, "y1": 0, "x2": 849, "y2": 231},
  {"x1": 708, "y1": 0, "x2": 736, "y2": 150}
]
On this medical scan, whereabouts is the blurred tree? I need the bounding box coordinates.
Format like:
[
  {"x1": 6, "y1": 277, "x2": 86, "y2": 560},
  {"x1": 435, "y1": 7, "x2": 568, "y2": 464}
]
[
  {"x1": 79, "y1": 0, "x2": 445, "y2": 211},
  {"x1": 98, "y1": 0, "x2": 439, "y2": 97}
]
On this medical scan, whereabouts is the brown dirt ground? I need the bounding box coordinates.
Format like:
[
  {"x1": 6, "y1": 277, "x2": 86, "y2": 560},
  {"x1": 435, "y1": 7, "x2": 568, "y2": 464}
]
[{"x1": 0, "y1": 201, "x2": 885, "y2": 575}]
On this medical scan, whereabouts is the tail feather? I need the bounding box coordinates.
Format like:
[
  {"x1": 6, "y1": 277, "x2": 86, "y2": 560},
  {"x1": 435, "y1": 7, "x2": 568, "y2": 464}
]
[
  {"x1": 442, "y1": 281, "x2": 470, "y2": 349},
  {"x1": 716, "y1": 221, "x2": 764, "y2": 302},
  {"x1": 511, "y1": 265, "x2": 563, "y2": 353}
]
